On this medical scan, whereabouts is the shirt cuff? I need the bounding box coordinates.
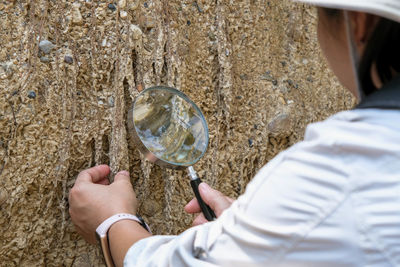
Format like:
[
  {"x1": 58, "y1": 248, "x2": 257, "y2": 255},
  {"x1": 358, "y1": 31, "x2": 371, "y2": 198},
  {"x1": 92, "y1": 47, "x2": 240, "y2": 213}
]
[{"x1": 124, "y1": 235, "x2": 176, "y2": 267}]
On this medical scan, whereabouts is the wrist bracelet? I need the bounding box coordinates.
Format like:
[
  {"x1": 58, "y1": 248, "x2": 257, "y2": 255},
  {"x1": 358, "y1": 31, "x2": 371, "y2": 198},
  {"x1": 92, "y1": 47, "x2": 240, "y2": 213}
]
[{"x1": 96, "y1": 213, "x2": 151, "y2": 267}]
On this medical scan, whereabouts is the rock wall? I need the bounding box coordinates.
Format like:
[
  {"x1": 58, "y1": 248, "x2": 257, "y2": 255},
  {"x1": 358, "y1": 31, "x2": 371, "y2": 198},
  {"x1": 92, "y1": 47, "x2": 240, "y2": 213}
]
[{"x1": 0, "y1": 0, "x2": 354, "y2": 266}]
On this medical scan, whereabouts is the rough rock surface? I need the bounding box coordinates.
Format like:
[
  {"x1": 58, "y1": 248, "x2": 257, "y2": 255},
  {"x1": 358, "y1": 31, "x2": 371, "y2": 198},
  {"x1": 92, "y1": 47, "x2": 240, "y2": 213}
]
[{"x1": 0, "y1": 0, "x2": 354, "y2": 266}]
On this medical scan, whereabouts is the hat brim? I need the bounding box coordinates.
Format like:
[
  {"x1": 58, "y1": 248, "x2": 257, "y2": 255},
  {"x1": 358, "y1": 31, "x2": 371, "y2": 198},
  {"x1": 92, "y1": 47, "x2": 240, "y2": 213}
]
[{"x1": 293, "y1": 0, "x2": 400, "y2": 23}]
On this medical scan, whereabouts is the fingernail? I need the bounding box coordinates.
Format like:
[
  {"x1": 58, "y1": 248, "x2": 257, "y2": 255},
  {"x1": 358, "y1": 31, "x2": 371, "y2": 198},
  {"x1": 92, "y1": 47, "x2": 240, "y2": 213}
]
[
  {"x1": 184, "y1": 202, "x2": 190, "y2": 210},
  {"x1": 118, "y1": 170, "x2": 129, "y2": 176},
  {"x1": 199, "y1": 182, "x2": 210, "y2": 193}
]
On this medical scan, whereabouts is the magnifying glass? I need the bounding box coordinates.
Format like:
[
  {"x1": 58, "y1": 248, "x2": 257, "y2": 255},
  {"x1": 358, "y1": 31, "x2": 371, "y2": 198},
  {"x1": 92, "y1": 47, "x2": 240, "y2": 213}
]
[{"x1": 127, "y1": 86, "x2": 216, "y2": 221}]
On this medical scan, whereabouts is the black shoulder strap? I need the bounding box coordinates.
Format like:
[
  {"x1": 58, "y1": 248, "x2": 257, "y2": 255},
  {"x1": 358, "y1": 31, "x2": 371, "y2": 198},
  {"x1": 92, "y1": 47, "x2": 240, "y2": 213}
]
[{"x1": 356, "y1": 75, "x2": 400, "y2": 110}]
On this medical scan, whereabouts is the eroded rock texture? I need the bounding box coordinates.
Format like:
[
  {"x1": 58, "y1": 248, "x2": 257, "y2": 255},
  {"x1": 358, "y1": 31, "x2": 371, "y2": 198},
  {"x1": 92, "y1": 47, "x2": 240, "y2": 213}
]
[{"x1": 0, "y1": 0, "x2": 353, "y2": 266}]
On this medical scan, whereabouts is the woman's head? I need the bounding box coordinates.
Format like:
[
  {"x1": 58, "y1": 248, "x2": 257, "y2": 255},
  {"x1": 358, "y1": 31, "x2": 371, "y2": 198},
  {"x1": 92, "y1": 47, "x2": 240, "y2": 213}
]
[{"x1": 294, "y1": 1, "x2": 400, "y2": 100}]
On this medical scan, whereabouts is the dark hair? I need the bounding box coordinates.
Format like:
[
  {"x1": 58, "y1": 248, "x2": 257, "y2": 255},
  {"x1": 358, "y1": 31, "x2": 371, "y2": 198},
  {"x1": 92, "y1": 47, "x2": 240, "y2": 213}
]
[
  {"x1": 359, "y1": 18, "x2": 400, "y2": 95},
  {"x1": 322, "y1": 8, "x2": 400, "y2": 96}
]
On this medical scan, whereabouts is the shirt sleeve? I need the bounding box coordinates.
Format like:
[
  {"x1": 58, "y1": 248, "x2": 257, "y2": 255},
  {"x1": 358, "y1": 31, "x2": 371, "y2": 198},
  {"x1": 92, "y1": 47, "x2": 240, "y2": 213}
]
[{"x1": 124, "y1": 121, "x2": 352, "y2": 267}]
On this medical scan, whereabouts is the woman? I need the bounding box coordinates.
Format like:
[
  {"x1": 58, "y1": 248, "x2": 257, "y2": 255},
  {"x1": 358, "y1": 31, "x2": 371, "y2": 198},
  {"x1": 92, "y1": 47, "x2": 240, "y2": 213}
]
[{"x1": 69, "y1": 0, "x2": 400, "y2": 266}]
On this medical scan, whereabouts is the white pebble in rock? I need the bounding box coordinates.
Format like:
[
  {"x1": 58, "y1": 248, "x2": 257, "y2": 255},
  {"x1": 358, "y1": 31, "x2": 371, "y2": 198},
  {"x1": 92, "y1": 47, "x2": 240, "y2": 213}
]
[
  {"x1": 128, "y1": 1, "x2": 139, "y2": 10},
  {"x1": 130, "y1": 24, "x2": 143, "y2": 40},
  {"x1": 118, "y1": 0, "x2": 126, "y2": 8},
  {"x1": 72, "y1": 3, "x2": 83, "y2": 25},
  {"x1": 268, "y1": 113, "x2": 291, "y2": 133},
  {"x1": 0, "y1": 61, "x2": 14, "y2": 79},
  {"x1": 39, "y1": 40, "x2": 55, "y2": 54},
  {"x1": 120, "y1": 10, "x2": 127, "y2": 19}
]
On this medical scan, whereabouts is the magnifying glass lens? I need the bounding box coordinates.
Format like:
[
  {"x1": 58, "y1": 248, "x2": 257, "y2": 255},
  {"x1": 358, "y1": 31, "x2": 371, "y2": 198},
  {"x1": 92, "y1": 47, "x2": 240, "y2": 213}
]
[{"x1": 133, "y1": 88, "x2": 208, "y2": 166}]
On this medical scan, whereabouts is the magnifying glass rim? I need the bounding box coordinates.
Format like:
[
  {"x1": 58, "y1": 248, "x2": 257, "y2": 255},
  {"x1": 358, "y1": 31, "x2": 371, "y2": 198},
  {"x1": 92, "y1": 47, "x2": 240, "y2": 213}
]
[{"x1": 128, "y1": 86, "x2": 209, "y2": 169}]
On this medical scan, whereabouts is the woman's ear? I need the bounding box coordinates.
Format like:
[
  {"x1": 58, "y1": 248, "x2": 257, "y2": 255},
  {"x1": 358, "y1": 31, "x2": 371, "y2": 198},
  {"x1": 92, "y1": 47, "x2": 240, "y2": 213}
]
[{"x1": 349, "y1": 11, "x2": 380, "y2": 48}]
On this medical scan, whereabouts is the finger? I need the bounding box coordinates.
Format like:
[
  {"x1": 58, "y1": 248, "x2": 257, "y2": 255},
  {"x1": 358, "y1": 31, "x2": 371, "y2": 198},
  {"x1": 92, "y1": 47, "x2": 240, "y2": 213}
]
[
  {"x1": 76, "y1": 165, "x2": 110, "y2": 184},
  {"x1": 199, "y1": 183, "x2": 231, "y2": 216},
  {"x1": 192, "y1": 213, "x2": 208, "y2": 226},
  {"x1": 96, "y1": 178, "x2": 110, "y2": 185},
  {"x1": 113, "y1": 170, "x2": 130, "y2": 183},
  {"x1": 184, "y1": 198, "x2": 201, "y2": 214}
]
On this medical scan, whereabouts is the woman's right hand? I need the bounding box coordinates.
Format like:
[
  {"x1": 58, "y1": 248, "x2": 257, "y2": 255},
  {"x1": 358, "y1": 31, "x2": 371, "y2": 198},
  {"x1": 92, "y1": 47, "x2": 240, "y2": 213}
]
[{"x1": 184, "y1": 183, "x2": 234, "y2": 226}]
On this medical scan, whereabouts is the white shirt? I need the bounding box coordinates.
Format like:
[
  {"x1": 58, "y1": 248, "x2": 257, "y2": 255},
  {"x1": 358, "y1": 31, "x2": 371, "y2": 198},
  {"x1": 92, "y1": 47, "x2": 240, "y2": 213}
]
[{"x1": 124, "y1": 108, "x2": 400, "y2": 267}]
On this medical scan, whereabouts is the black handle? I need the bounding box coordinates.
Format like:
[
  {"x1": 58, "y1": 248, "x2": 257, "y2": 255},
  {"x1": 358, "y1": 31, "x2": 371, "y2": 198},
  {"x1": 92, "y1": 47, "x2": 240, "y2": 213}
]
[{"x1": 190, "y1": 178, "x2": 216, "y2": 221}]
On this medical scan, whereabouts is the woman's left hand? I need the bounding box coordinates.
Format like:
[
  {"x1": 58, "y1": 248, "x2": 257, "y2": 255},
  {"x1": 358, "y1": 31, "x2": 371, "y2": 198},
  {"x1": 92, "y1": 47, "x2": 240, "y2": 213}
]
[{"x1": 68, "y1": 165, "x2": 137, "y2": 244}]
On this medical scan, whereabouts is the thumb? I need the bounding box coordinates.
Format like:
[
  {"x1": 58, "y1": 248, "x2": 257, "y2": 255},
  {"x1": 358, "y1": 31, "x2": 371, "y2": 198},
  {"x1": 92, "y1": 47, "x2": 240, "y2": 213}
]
[
  {"x1": 113, "y1": 170, "x2": 130, "y2": 183},
  {"x1": 198, "y1": 183, "x2": 231, "y2": 216}
]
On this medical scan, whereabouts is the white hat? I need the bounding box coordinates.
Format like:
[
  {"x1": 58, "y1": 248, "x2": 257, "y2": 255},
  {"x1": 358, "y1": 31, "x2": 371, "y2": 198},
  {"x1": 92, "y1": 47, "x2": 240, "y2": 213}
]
[{"x1": 293, "y1": 0, "x2": 400, "y2": 23}]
